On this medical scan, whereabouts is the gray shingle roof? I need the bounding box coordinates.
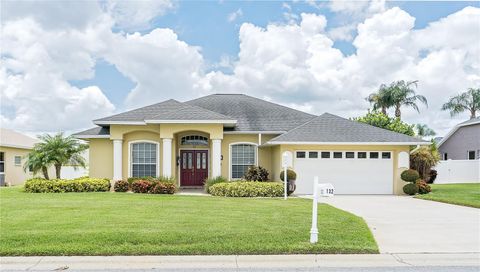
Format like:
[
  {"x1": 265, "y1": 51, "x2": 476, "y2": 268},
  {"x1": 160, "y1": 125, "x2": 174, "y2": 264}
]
[
  {"x1": 268, "y1": 113, "x2": 427, "y2": 144},
  {"x1": 186, "y1": 94, "x2": 316, "y2": 132},
  {"x1": 73, "y1": 126, "x2": 110, "y2": 137},
  {"x1": 94, "y1": 99, "x2": 234, "y2": 123}
]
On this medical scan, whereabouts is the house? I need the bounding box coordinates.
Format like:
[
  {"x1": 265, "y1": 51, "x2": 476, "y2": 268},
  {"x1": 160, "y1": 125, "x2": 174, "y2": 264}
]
[
  {"x1": 73, "y1": 94, "x2": 427, "y2": 195},
  {"x1": 438, "y1": 118, "x2": 480, "y2": 160},
  {"x1": 0, "y1": 128, "x2": 39, "y2": 186}
]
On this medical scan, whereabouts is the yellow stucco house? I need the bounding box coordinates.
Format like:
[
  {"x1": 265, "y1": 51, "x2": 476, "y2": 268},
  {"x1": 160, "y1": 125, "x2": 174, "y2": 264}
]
[
  {"x1": 74, "y1": 94, "x2": 427, "y2": 195},
  {"x1": 0, "y1": 128, "x2": 39, "y2": 186}
]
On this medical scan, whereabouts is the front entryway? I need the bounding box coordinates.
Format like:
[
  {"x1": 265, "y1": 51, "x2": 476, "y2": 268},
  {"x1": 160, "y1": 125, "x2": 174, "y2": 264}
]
[{"x1": 180, "y1": 150, "x2": 208, "y2": 186}]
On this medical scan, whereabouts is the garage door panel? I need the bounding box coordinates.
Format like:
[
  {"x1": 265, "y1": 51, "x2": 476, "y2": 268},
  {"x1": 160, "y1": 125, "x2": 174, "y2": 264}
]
[{"x1": 294, "y1": 155, "x2": 393, "y2": 195}]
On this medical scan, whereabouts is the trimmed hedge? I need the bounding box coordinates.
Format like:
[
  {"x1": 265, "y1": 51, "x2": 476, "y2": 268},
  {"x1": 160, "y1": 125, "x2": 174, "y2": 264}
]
[
  {"x1": 401, "y1": 169, "x2": 420, "y2": 183},
  {"x1": 204, "y1": 176, "x2": 227, "y2": 193},
  {"x1": 209, "y1": 181, "x2": 284, "y2": 197},
  {"x1": 24, "y1": 177, "x2": 110, "y2": 193},
  {"x1": 403, "y1": 183, "x2": 419, "y2": 195},
  {"x1": 280, "y1": 169, "x2": 297, "y2": 181}
]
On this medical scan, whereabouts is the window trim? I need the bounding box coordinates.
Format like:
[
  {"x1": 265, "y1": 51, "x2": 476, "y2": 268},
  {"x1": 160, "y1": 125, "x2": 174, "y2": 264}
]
[
  {"x1": 229, "y1": 142, "x2": 258, "y2": 180},
  {"x1": 180, "y1": 135, "x2": 209, "y2": 146},
  {"x1": 295, "y1": 151, "x2": 307, "y2": 159},
  {"x1": 127, "y1": 140, "x2": 160, "y2": 178},
  {"x1": 467, "y1": 150, "x2": 476, "y2": 160},
  {"x1": 14, "y1": 155, "x2": 22, "y2": 166},
  {"x1": 0, "y1": 152, "x2": 4, "y2": 174}
]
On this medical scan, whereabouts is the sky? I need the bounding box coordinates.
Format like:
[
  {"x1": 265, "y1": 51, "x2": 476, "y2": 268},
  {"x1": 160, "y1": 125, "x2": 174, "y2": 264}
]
[{"x1": 1, "y1": 0, "x2": 479, "y2": 137}]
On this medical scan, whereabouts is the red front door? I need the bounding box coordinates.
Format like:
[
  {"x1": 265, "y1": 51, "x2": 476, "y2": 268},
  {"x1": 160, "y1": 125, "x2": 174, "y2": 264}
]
[{"x1": 180, "y1": 150, "x2": 208, "y2": 186}]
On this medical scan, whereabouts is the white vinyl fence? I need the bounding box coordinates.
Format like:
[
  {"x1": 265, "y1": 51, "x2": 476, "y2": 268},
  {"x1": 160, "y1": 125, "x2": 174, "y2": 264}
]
[
  {"x1": 61, "y1": 166, "x2": 89, "y2": 179},
  {"x1": 434, "y1": 160, "x2": 480, "y2": 184}
]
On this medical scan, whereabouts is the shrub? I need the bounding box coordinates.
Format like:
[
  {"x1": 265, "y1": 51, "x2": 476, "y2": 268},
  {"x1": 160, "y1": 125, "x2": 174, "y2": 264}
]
[
  {"x1": 280, "y1": 169, "x2": 297, "y2": 181},
  {"x1": 150, "y1": 182, "x2": 176, "y2": 194},
  {"x1": 128, "y1": 176, "x2": 156, "y2": 184},
  {"x1": 416, "y1": 179, "x2": 431, "y2": 194},
  {"x1": 427, "y1": 169, "x2": 437, "y2": 184},
  {"x1": 403, "y1": 183, "x2": 419, "y2": 195},
  {"x1": 128, "y1": 176, "x2": 176, "y2": 184},
  {"x1": 244, "y1": 166, "x2": 269, "y2": 181},
  {"x1": 114, "y1": 180, "x2": 129, "y2": 192},
  {"x1": 24, "y1": 177, "x2": 110, "y2": 193},
  {"x1": 157, "y1": 176, "x2": 176, "y2": 184},
  {"x1": 209, "y1": 181, "x2": 284, "y2": 197},
  {"x1": 401, "y1": 169, "x2": 420, "y2": 183},
  {"x1": 204, "y1": 176, "x2": 227, "y2": 193},
  {"x1": 131, "y1": 180, "x2": 153, "y2": 193}
]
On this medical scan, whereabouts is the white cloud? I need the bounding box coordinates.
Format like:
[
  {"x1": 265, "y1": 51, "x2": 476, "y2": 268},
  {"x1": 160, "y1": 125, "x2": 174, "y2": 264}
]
[
  {"x1": 203, "y1": 6, "x2": 480, "y2": 135},
  {"x1": 227, "y1": 8, "x2": 243, "y2": 23},
  {"x1": 102, "y1": 0, "x2": 175, "y2": 31},
  {"x1": 103, "y1": 28, "x2": 205, "y2": 108},
  {"x1": 0, "y1": 18, "x2": 115, "y2": 133},
  {"x1": 1, "y1": 1, "x2": 478, "y2": 138}
]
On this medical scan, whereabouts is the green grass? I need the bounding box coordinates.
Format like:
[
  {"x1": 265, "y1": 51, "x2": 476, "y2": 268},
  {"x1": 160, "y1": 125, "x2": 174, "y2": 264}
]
[
  {"x1": 0, "y1": 187, "x2": 377, "y2": 256},
  {"x1": 415, "y1": 183, "x2": 480, "y2": 208}
]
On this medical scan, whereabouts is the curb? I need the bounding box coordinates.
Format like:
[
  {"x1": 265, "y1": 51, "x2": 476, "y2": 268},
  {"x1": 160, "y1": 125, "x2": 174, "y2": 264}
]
[{"x1": 1, "y1": 253, "x2": 479, "y2": 270}]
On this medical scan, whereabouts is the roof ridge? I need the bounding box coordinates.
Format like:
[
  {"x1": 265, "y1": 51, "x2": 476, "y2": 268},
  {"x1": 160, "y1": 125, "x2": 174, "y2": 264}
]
[
  {"x1": 240, "y1": 94, "x2": 317, "y2": 118},
  {"x1": 149, "y1": 100, "x2": 235, "y2": 120}
]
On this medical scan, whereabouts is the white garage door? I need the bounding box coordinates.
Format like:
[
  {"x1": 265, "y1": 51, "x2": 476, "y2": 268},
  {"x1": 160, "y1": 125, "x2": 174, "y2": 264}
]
[{"x1": 294, "y1": 151, "x2": 393, "y2": 195}]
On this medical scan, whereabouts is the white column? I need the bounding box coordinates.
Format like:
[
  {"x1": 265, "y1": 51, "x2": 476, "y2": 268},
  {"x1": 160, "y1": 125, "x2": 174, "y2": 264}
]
[
  {"x1": 162, "y1": 138, "x2": 173, "y2": 177},
  {"x1": 211, "y1": 139, "x2": 222, "y2": 177},
  {"x1": 113, "y1": 139, "x2": 123, "y2": 181}
]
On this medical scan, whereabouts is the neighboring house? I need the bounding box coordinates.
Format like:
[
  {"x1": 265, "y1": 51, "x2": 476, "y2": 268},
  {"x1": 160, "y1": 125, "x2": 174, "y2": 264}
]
[
  {"x1": 0, "y1": 128, "x2": 39, "y2": 186},
  {"x1": 73, "y1": 94, "x2": 427, "y2": 195},
  {"x1": 438, "y1": 118, "x2": 480, "y2": 160}
]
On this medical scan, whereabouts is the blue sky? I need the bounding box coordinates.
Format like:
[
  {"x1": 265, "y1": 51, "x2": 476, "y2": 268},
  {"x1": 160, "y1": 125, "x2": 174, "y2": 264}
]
[
  {"x1": 2, "y1": 1, "x2": 479, "y2": 135},
  {"x1": 70, "y1": 1, "x2": 479, "y2": 111}
]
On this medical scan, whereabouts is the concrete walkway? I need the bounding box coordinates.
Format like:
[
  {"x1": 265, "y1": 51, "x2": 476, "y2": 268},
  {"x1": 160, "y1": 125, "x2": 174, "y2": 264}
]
[
  {"x1": 315, "y1": 195, "x2": 480, "y2": 253},
  {"x1": 1, "y1": 253, "x2": 479, "y2": 271}
]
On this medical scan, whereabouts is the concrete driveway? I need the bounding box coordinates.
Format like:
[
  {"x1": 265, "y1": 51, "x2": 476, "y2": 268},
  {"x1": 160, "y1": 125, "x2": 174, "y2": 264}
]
[{"x1": 318, "y1": 196, "x2": 480, "y2": 253}]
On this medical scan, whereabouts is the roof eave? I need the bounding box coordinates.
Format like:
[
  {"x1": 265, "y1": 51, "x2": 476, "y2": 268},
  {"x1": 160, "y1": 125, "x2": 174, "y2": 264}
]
[
  {"x1": 93, "y1": 121, "x2": 146, "y2": 125},
  {"x1": 0, "y1": 143, "x2": 35, "y2": 149},
  {"x1": 73, "y1": 135, "x2": 111, "y2": 139},
  {"x1": 265, "y1": 141, "x2": 429, "y2": 146}
]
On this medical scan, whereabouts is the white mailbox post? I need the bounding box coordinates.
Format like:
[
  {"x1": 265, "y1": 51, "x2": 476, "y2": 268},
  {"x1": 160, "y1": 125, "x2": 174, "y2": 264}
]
[{"x1": 310, "y1": 176, "x2": 334, "y2": 243}]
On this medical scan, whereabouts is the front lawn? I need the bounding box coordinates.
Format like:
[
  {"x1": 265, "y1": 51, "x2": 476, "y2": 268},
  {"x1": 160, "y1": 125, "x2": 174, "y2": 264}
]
[
  {"x1": 415, "y1": 183, "x2": 480, "y2": 208},
  {"x1": 0, "y1": 187, "x2": 377, "y2": 256}
]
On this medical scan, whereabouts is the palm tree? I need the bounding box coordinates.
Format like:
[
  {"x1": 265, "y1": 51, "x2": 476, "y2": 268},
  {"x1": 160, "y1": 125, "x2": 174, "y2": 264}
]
[
  {"x1": 415, "y1": 124, "x2": 436, "y2": 138},
  {"x1": 366, "y1": 85, "x2": 393, "y2": 115},
  {"x1": 35, "y1": 133, "x2": 88, "y2": 179},
  {"x1": 389, "y1": 80, "x2": 428, "y2": 119},
  {"x1": 23, "y1": 147, "x2": 51, "y2": 179},
  {"x1": 441, "y1": 88, "x2": 480, "y2": 119}
]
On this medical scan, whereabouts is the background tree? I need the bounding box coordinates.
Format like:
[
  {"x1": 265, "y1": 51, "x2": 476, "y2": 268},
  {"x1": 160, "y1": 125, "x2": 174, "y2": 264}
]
[
  {"x1": 389, "y1": 80, "x2": 428, "y2": 119},
  {"x1": 352, "y1": 111, "x2": 415, "y2": 136},
  {"x1": 366, "y1": 85, "x2": 393, "y2": 115},
  {"x1": 441, "y1": 88, "x2": 480, "y2": 119},
  {"x1": 33, "y1": 133, "x2": 88, "y2": 179},
  {"x1": 415, "y1": 124, "x2": 436, "y2": 138}
]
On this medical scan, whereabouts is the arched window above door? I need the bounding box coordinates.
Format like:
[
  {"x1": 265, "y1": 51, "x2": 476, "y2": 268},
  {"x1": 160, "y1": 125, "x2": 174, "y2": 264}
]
[{"x1": 181, "y1": 135, "x2": 208, "y2": 146}]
